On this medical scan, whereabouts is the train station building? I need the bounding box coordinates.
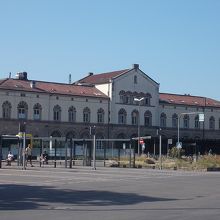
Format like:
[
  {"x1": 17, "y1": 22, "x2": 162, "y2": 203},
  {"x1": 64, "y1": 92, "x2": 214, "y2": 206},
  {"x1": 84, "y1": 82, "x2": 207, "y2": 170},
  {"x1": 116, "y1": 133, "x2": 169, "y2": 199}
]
[{"x1": 1, "y1": 64, "x2": 220, "y2": 154}]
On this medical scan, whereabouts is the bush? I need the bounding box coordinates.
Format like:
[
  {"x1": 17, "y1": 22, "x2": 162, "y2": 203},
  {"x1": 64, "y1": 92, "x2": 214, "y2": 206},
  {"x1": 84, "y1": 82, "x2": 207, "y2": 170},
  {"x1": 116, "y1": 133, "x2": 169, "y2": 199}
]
[{"x1": 168, "y1": 147, "x2": 185, "y2": 158}]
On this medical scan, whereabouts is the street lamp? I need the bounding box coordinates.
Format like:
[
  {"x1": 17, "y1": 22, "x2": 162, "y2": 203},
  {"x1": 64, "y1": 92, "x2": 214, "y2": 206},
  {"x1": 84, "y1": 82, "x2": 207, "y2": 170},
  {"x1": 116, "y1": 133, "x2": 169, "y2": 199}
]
[
  {"x1": 177, "y1": 112, "x2": 204, "y2": 148},
  {"x1": 134, "y1": 97, "x2": 144, "y2": 156}
]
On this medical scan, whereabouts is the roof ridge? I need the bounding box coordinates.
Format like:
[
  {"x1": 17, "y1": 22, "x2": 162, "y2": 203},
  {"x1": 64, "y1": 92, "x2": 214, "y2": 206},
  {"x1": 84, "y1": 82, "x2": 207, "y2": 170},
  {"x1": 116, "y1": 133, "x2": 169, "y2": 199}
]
[
  {"x1": 0, "y1": 78, "x2": 9, "y2": 86},
  {"x1": 75, "y1": 68, "x2": 131, "y2": 85},
  {"x1": 96, "y1": 68, "x2": 130, "y2": 75},
  {"x1": 160, "y1": 92, "x2": 207, "y2": 99}
]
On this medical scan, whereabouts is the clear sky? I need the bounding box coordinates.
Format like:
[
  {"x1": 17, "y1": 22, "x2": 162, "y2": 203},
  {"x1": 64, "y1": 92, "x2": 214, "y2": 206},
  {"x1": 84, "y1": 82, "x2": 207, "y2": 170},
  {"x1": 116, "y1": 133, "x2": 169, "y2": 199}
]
[{"x1": 0, "y1": 0, "x2": 220, "y2": 100}]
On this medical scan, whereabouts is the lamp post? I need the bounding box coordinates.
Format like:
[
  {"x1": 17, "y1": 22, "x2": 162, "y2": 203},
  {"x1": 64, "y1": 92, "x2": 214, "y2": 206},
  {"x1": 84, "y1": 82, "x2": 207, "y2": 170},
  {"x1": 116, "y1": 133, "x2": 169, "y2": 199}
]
[
  {"x1": 134, "y1": 97, "x2": 144, "y2": 156},
  {"x1": 177, "y1": 112, "x2": 204, "y2": 148},
  {"x1": 90, "y1": 126, "x2": 96, "y2": 170}
]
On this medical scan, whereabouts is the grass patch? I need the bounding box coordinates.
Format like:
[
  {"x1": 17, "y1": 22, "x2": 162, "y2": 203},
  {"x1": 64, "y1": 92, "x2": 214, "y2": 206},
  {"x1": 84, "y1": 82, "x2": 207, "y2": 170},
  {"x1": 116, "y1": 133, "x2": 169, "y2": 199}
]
[{"x1": 112, "y1": 155, "x2": 220, "y2": 171}]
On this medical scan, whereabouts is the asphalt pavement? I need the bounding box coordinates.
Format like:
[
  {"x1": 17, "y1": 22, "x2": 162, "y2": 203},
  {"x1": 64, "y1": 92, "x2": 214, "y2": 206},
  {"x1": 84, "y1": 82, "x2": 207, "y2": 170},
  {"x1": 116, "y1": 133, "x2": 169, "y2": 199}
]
[{"x1": 0, "y1": 165, "x2": 220, "y2": 220}]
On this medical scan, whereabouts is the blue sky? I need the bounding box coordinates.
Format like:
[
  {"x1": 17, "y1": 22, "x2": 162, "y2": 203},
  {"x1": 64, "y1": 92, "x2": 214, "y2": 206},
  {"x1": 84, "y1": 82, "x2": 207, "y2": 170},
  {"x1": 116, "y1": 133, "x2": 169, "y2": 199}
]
[{"x1": 0, "y1": 0, "x2": 220, "y2": 100}]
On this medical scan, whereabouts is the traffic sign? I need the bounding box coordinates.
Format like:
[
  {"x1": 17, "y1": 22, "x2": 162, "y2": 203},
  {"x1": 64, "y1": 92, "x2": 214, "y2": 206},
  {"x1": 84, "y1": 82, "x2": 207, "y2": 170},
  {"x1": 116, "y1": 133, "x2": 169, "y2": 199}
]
[
  {"x1": 176, "y1": 142, "x2": 182, "y2": 149},
  {"x1": 168, "y1": 139, "x2": 173, "y2": 145}
]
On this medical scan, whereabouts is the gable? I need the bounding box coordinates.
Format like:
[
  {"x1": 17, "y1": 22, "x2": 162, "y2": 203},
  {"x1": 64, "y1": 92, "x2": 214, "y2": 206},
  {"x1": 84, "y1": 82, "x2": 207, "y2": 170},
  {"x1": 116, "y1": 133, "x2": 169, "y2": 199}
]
[{"x1": 113, "y1": 69, "x2": 159, "y2": 93}]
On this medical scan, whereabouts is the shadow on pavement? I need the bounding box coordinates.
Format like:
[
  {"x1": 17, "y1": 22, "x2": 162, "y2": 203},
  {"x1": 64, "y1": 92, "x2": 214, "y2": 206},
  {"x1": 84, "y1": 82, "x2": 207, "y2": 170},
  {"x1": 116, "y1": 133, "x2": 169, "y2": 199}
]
[{"x1": 0, "y1": 184, "x2": 177, "y2": 210}]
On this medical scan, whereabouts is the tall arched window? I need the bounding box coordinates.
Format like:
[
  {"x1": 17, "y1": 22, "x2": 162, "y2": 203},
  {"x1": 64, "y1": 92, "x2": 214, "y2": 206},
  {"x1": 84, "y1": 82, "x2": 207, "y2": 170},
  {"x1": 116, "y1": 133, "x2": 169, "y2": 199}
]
[
  {"x1": 125, "y1": 91, "x2": 132, "y2": 104},
  {"x1": 160, "y1": 113, "x2": 167, "y2": 127},
  {"x1": 172, "y1": 114, "x2": 178, "y2": 128},
  {"x1": 119, "y1": 90, "x2": 125, "y2": 104},
  {"x1": 96, "y1": 133, "x2": 105, "y2": 149},
  {"x1": 53, "y1": 105, "x2": 61, "y2": 121},
  {"x1": 17, "y1": 101, "x2": 28, "y2": 119},
  {"x1": 83, "y1": 107, "x2": 90, "y2": 123},
  {"x1": 97, "y1": 108, "x2": 104, "y2": 123},
  {"x1": 144, "y1": 110, "x2": 152, "y2": 127},
  {"x1": 209, "y1": 116, "x2": 215, "y2": 130},
  {"x1": 145, "y1": 93, "x2": 152, "y2": 106},
  {"x1": 118, "y1": 108, "x2": 127, "y2": 124},
  {"x1": 68, "y1": 106, "x2": 76, "y2": 122},
  {"x1": 33, "y1": 103, "x2": 42, "y2": 120},
  {"x1": 183, "y1": 115, "x2": 189, "y2": 129},
  {"x1": 116, "y1": 133, "x2": 126, "y2": 148},
  {"x1": 2, "y1": 101, "x2": 12, "y2": 119},
  {"x1": 195, "y1": 115, "x2": 199, "y2": 129},
  {"x1": 131, "y1": 110, "x2": 138, "y2": 125}
]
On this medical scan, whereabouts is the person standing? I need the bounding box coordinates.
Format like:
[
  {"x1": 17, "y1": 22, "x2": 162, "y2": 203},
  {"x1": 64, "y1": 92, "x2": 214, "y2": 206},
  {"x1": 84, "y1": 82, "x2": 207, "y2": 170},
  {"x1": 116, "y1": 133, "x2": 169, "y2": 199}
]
[
  {"x1": 26, "y1": 144, "x2": 33, "y2": 167},
  {"x1": 6, "y1": 151, "x2": 14, "y2": 166}
]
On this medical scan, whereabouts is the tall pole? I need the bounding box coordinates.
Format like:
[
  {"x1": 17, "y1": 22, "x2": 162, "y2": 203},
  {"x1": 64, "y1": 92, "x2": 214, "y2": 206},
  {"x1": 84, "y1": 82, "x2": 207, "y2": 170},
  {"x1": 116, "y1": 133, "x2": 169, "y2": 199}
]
[
  {"x1": 54, "y1": 139, "x2": 57, "y2": 168},
  {"x1": 90, "y1": 126, "x2": 96, "y2": 170},
  {"x1": 65, "y1": 138, "x2": 68, "y2": 168},
  {"x1": 93, "y1": 133, "x2": 96, "y2": 170},
  {"x1": 159, "y1": 134, "x2": 162, "y2": 170},
  {"x1": 177, "y1": 114, "x2": 180, "y2": 146},
  {"x1": 134, "y1": 97, "x2": 144, "y2": 156},
  {"x1": 203, "y1": 97, "x2": 206, "y2": 140},
  {"x1": 22, "y1": 132, "x2": 26, "y2": 170},
  {"x1": 69, "y1": 138, "x2": 73, "y2": 168},
  {"x1": 138, "y1": 101, "x2": 140, "y2": 156},
  {"x1": 153, "y1": 138, "x2": 156, "y2": 157},
  {"x1": 106, "y1": 81, "x2": 110, "y2": 167}
]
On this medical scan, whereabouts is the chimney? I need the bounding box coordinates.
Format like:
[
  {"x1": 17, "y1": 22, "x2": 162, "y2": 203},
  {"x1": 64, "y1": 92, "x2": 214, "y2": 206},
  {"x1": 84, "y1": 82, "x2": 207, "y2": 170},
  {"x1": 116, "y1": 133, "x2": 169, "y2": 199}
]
[
  {"x1": 16, "y1": 72, "x2": 28, "y2": 80},
  {"x1": 88, "y1": 72, "x2": 93, "y2": 76},
  {"x1": 69, "y1": 74, "x2": 72, "y2": 84},
  {"x1": 30, "y1": 80, "x2": 36, "y2": 88},
  {"x1": 133, "y1": 64, "x2": 139, "y2": 70}
]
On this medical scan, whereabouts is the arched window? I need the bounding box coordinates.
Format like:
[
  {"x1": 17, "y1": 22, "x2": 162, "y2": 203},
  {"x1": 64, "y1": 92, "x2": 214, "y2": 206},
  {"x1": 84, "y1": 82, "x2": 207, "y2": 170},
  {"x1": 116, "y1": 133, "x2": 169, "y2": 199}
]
[
  {"x1": 131, "y1": 110, "x2": 138, "y2": 125},
  {"x1": 96, "y1": 133, "x2": 105, "y2": 149},
  {"x1": 118, "y1": 108, "x2": 127, "y2": 124},
  {"x1": 144, "y1": 110, "x2": 152, "y2": 127},
  {"x1": 145, "y1": 93, "x2": 152, "y2": 106},
  {"x1": 2, "y1": 101, "x2": 12, "y2": 119},
  {"x1": 51, "y1": 130, "x2": 61, "y2": 137},
  {"x1": 53, "y1": 105, "x2": 61, "y2": 121},
  {"x1": 160, "y1": 113, "x2": 167, "y2": 127},
  {"x1": 17, "y1": 101, "x2": 28, "y2": 119},
  {"x1": 172, "y1": 114, "x2": 178, "y2": 128},
  {"x1": 66, "y1": 131, "x2": 76, "y2": 139},
  {"x1": 209, "y1": 116, "x2": 215, "y2": 130},
  {"x1": 195, "y1": 115, "x2": 199, "y2": 129},
  {"x1": 83, "y1": 107, "x2": 90, "y2": 123},
  {"x1": 33, "y1": 103, "x2": 42, "y2": 120},
  {"x1": 183, "y1": 115, "x2": 189, "y2": 129},
  {"x1": 80, "y1": 130, "x2": 90, "y2": 139},
  {"x1": 125, "y1": 91, "x2": 132, "y2": 104},
  {"x1": 68, "y1": 106, "x2": 76, "y2": 122},
  {"x1": 97, "y1": 108, "x2": 104, "y2": 123},
  {"x1": 119, "y1": 90, "x2": 125, "y2": 104},
  {"x1": 115, "y1": 133, "x2": 126, "y2": 148}
]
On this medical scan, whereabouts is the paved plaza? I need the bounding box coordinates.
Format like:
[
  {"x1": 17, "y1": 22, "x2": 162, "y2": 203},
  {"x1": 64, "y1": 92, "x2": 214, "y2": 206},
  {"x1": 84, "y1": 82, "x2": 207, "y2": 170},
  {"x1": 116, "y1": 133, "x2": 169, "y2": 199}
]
[{"x1": 0, "y1": 166, "x2": 220, "y2": 220}]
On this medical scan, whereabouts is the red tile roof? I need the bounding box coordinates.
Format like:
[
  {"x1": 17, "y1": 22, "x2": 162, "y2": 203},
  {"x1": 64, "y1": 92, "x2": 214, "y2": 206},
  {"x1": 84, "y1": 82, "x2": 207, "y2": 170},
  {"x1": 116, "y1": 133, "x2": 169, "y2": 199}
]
[
  {"x1": 0, "y1": 78, "x2": 108, "y2": 99},
  {"x1": 76, "y1": 69, "x2": 130, "y2": 84},
  {"x1": 160, "y1": 93, "x2": 220, "y2": 108}
]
